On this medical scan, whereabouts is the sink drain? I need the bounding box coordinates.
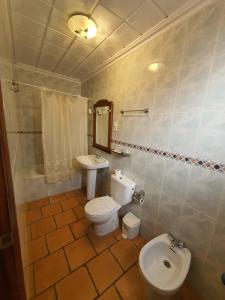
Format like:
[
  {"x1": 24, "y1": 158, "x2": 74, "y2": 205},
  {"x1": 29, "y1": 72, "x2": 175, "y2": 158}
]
[{"x1": 163, "y1": 260, "x2": 171, "y2": 268}]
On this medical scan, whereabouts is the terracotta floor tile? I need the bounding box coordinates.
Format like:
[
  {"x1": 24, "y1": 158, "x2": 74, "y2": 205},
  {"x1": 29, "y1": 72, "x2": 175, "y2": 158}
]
[
  {"x1": 98, "y1": 286, "x2": 121, "y2": 300},
  {"x1": 70, "y1": 219, "x2": 92, "y2": 238},
  {"x1": 73, "y1": 205, "x2": 85, "y2": 219},
  {"x1": 115, "y1": 265, "x2": 146, "y2": 300},
  {"x1": 42, "y1": 202, "x2": 62, "y2": 218},
  {"x1": 112, "y1": 227, "x2": 122, "y2": 240},
  {"x1": 88, "y1": 229, "x2": 116, "y2": 253},
  {"x1": 24, "y1": 265, "x2": 35, "y2": 299},
  {"x1": 178, "y1": 282, "x2": 204, "y2": 300},
  {"x1": 24, "y1": 225, "x2": 32, "y2": 242},
  {"x1": 34, "y1": 249, "x2": 69, "y2": 293},
  {"x1": 56, "y1": 266, "x2": 97, "y2": 300},
  {"x1": 132, "y1": 235, "x2": 147, "y2": 249},
  {"x1": 65, "y1": 190, "x2": 77, "y2": 199},
  {"x1": 31, "y1": 217, "x2": 56, "y2": 239},
  {"x1": 33, "y1": 287, "x2": 56, "y2": 300},
  {"x1": 29, "y1": 198, "x2": 50, "y2": 210},
  {"x1": 54, "y1": 210, "x2": 77, "y2": 228},
  {"x1": 87, "y1": 250, "x2": 123, "y2": 293},
  {"x1": 110, "y1": 239, "x2": 139, "y2": 270},
  {"x1": 26, "y1": 209, "x2": 42, "y2": 224},
  {"x1": 65, "y1": 236, "x2": 96, "y2": 270},
  {"x1": 75, "y1": 190, "x2": 87, "y2": 205},
  {"x1": 50, "y1": 193, "x2": 67, "y2": 203},
  {"x1": 26, "y1": 236, "x2": 48, "y2": 265},
  {"x1": 60, "y1": 197, "x2": 80, "y2": 211},
  {"x1": 46, "y1": 226, "x2": 74, "y2": 253}
]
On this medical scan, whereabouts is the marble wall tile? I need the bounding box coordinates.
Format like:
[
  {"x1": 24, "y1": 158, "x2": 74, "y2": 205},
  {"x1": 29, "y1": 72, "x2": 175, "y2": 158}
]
[
  {"x1": 144, "y1": 154, "x2": 166, "y2": 191},
  {"x1": 207, "y1": 221, "x2": 225, "y2": 268},
  {"x1": 149, "y1": 113, "x2": 173, "y2": 150},
  {"x1": 15, "y1": 66, "x2": 81, "y2": 95},
  {"x1": 183, "y1": 0, "x2": 224, "y2": 66},
  {"x1": 160, "y1": 22, "x2": 187, "y2": 73},
  {"x1": 185, "y1": 167, "x2": 225, "y2": 219},
  {"x1": 198, "y1": 261, "x2": 225, "y2": 300},
  {"x1": 82, "y1": 2, "x2": 225, "y2": 299},
  {"x1": 209, "y1": 0, "x2": 225, "y2": 58},
  {"x1": 157, "y1": 192, "x2": 182, "y2": 234},
  {"x1": 204, "y1": 54, "x2": 225, "y2": 112},
  {"x1": 178, "y1": 204, "x2": 215, "y2": 259},
  {"x1": 168, "y1": 112, "x2": 201, "y2": 155},
  {"x1": 161, "y1": 159, "x2": 191, "y2": 200},
  {"x1": 195, "y1": 111, "x2": 225, "y2": 162},
  {"x1": 174, "y1": 60, "x2": 211, "y2": 113}
]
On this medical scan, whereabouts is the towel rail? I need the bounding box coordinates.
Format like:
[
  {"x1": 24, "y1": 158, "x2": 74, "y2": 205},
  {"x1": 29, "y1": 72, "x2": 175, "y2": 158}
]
[{"x1": 120, "y1": 108, "x2": 149, "y2": 115}]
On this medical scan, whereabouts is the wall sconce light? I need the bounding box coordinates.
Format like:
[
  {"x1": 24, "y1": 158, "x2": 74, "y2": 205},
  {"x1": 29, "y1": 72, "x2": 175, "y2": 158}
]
[{"x1": 148, "y1": 62, "x2": 165, "y2": 72}]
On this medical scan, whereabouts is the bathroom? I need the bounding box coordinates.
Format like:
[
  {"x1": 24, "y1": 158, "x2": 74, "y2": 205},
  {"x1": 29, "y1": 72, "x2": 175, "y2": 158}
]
[{"x1": 0, "y1": 0, "x2": 224, "y2": 299}]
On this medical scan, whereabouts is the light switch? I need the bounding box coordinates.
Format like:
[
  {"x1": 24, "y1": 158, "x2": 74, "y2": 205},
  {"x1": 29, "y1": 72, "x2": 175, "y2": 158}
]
[{"x1": 113, "y1": 121, "x2": 118, "y2": 132}]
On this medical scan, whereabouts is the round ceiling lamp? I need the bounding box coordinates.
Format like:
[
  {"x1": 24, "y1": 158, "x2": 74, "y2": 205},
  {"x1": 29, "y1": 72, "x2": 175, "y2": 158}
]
[{"x1": 67, "y1": 15, "x2": 97, "y2": 39}]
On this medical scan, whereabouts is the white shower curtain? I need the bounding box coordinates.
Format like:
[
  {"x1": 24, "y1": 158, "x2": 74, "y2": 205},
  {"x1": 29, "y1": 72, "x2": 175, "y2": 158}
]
[{"x1": 42, "y1": 90, "x2": 87, "y2": 183}]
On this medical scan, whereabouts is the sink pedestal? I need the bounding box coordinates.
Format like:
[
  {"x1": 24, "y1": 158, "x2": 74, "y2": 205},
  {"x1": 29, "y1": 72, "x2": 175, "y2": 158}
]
[
  {"x1": 87, "y1": 169, "x2": 97, "y2": 200},
  {"x1": 76, "y1": 155, "x2": 109, "y2": 201}
]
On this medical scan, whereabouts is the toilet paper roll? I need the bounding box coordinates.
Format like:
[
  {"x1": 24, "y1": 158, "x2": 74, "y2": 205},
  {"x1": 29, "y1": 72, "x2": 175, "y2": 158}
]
[{"x1": 114, "y1": 169, "x2": 121, "y2": 177}]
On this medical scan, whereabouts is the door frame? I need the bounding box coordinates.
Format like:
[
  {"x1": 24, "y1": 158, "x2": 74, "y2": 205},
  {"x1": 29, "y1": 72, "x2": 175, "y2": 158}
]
[{"x1": 0, "y1": 81, "x2": 26, "y2": 300}]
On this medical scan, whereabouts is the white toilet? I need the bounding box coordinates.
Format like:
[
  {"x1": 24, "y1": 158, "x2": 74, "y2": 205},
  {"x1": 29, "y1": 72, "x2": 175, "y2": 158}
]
[{"x1": 84, "y1": 174, "x2": 135, "y2": 236}]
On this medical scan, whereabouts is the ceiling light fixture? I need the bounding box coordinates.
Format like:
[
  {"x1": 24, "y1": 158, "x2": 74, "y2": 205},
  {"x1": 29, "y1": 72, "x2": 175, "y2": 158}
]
[{"x1": 68, "y1": 14, "x2": 97, "y2": 39}]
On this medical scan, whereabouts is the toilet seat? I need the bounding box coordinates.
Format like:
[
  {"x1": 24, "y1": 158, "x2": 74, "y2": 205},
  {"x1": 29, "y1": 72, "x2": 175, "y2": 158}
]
[{"x1": 85, "y1": 196, "x2": 120, "y2": 219}]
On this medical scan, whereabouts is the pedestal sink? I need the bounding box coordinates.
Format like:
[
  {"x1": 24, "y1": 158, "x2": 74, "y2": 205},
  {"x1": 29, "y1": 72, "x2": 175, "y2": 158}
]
[{"x1": 76, "y1": 155, "x2": 109, "y2": 200}]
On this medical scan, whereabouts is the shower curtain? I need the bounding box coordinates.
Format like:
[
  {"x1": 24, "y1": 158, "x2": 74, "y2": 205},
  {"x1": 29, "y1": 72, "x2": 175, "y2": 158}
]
[{"x1": 41, "y1": 89, "x2": 87, "y2": 183}]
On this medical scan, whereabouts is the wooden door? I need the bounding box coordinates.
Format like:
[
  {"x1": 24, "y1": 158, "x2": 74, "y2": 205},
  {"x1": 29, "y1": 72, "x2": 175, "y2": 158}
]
[{"x1": 0, "y1": 81, "x2": 26, "y2": 300}]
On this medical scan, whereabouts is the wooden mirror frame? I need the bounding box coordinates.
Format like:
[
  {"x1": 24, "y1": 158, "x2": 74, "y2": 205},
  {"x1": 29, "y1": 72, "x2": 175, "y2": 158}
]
[{"x1": 93, "y1": 99, "x2": 113, "y2": 153}]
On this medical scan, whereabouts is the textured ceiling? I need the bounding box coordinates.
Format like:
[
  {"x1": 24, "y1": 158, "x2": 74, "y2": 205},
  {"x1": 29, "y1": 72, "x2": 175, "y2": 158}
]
[{"x1": 10, "y1": 0, "x2": 192, "y2": 80}]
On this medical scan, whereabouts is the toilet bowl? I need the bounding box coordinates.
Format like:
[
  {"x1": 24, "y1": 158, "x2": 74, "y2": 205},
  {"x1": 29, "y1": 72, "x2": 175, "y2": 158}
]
[
  {"x1": 84, "y1": 174, "x2": 135, "y2": 236},
  {"x1": 85, "y1": 196, "x2": 121, "y2": 236}
]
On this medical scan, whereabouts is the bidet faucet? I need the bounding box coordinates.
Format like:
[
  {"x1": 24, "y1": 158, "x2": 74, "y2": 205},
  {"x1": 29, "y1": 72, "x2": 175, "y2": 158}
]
[{"x1": 168, "y1": 234, "x2": 185, "y2": 249}]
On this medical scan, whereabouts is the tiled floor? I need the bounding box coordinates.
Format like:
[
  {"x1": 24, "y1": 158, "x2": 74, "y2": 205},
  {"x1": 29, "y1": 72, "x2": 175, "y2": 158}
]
[{"x1": 24, "y1": 189, "x2": 203, "y2": 300}]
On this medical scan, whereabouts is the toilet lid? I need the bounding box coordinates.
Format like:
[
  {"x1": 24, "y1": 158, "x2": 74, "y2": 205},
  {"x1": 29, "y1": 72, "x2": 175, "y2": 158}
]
[{"x1": 85, "y1": 196, "x2": 118, "y2": 216}]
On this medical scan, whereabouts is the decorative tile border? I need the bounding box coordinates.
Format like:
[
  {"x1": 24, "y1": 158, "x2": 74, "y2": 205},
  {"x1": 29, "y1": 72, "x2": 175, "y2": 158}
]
[
  {"x1": 112, "y1": 139, "x2": 225, "y2": 175},
  {"x1": 8, "y1": 131, "x2": 42, "y2": 134}
]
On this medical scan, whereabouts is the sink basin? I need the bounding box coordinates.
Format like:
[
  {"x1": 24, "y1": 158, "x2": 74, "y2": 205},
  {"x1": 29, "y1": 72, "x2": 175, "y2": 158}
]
[
  {"x1": 76, "y1": 155, "x2": 109, "y2": 170},
  {"x1": 76, "y1": 155, "x2": 109, "y2": 200},
  {"x1": 139, "y1": 233, "x2": 191, "y2": 298}
]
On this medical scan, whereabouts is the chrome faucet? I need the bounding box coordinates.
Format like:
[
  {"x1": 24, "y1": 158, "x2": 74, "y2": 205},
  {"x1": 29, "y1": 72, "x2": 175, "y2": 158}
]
[
  {"x1": 95, "y1": 153, "x2": 101, "y2": 159},
  {"x1": 168, "y1": 234, "x2": 185, "y2": 250}
]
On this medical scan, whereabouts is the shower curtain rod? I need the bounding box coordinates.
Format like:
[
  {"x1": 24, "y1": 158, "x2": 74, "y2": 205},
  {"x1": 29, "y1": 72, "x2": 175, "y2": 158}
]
[{"x1": 4, "y1": 79, "x2": 91, "y2": 99}]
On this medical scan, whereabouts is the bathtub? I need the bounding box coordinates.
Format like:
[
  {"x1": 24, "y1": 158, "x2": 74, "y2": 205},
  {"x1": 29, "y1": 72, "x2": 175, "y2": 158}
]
[
  {"x1": 15, "y1": 164, "x2": 82, "y2": 202},
  {"x1": 17, "y1": 164, "x2": 44, "y2": 179}
]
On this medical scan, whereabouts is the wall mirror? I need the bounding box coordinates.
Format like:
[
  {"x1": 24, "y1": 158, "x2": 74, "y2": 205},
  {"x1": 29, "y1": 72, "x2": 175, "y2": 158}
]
[{"x1": 93, "y1": 99, "x2": 113, "y2": 153}]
